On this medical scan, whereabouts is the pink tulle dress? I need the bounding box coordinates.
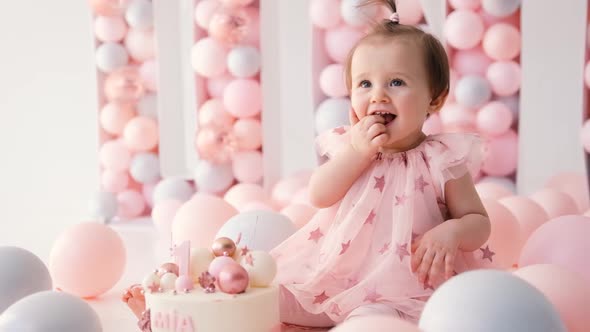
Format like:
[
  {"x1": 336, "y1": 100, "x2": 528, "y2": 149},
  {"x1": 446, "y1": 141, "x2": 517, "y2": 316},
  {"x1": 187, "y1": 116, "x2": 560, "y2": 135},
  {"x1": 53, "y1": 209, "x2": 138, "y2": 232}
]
[{"x1": 271, "y1": 127, "x2": 485, "y2": 324}]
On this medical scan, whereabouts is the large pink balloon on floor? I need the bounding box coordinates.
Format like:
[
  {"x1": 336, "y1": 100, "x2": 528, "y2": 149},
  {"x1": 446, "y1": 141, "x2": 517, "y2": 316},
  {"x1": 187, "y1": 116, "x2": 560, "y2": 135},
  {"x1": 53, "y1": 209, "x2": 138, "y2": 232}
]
[
  {"x1": 520, "y1": 215, "x2": 590, "y2": 283},
  {"x1": 499, "y1": 196, "x2": 549, "y2": 252},
  {"x1": 332, "y1": 315, "x2": 420, "y2": 332},
  {"x1": 529, "y1": 188, "x2": 579, "y2": 219},
  {"x1": 49, "y1": 222, "x2": 125, "y2": 298},
  {"x1": 172, "y1": 194, "x2": 238, "y2": 248},
  {"x1": 545, "y1": 172, "x2": 590, "y2": 213},
  {"x1": 514, "y1": 264, "x2": 590, "y2": 332}
]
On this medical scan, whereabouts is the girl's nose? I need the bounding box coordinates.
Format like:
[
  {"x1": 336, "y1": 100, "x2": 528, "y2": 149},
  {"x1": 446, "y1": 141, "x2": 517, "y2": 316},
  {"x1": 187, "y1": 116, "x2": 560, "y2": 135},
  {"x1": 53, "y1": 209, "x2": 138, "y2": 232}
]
[{"x1": 370, "y1": 88, "x2": 390, "y2": 104}]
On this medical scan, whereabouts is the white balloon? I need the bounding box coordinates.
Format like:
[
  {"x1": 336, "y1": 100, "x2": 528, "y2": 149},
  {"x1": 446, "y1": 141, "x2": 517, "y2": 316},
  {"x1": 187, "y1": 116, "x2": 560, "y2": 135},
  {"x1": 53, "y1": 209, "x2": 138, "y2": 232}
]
[
  {"x1": 137, "y1": 93, "x2": 158, "y2": 119},
  {"x1": 159, "y1": 273, "x2": 178, "y2": 291},
  {"x1": 125, "y1": 0, "x2": 154, "y2": 30},
  {"x1": 340, "y1": 0, "x2": 378, "y2": 26},
  {"x1": 193, "y1": 161, "x2": 235, "y2": 194},
  {"x1": 227, "y1": 46, "x2": 261, "y2": 78},
  {"x1": 216, "y1": 210, "x2": 297, "y2": 252},
  {"x1": 130, "y1": 153, "x2": 160, "y2": 184},
  {"x1": 95, "y1": 42, "x2": 128, "y2": 73},
  {"x1": 240, "y1": 250, "x2": 277, "y2": 287},
  {"x1": 455, "y1": 75, "x2": 492, "y2": 108},
  {"x1": 153, "y1": 177, "x2": 194, "y2": 204},
  {"x1": 419, "y1": 270, "x2": 566, "y2": 332},
  {"x1": 315, "y1": 98, "x2": 351, "y2": 134},
  {"x1": 482, "y1": 0, "x2": 521, "y2": 18},
  {"x1": 88, "y1": 191, "x2": 118, "y2": 221},
  {"x1": 0, "y1": 291, "x2": 101, "y2": 332}
]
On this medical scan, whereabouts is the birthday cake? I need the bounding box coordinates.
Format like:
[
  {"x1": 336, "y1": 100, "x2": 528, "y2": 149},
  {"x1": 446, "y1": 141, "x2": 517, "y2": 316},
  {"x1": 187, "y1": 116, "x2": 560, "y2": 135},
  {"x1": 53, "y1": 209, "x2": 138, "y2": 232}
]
[{"x1": 138, "y1": 238, "x2": 280, "y2": 332}]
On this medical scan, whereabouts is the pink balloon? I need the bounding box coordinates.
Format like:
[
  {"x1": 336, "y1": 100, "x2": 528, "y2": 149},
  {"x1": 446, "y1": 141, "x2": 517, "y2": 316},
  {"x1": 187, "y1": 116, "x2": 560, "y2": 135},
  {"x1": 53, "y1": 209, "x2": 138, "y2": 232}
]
[
  {"x1": 479, "y1": 8, "x2": 520, "y2": 28},
  {"x1": 473, "y1": 199, "x2": 521, "y2": 269},
  {"x1": 206, "y1": 73, "x2": 233, "y2": 98},
  {"x1": 223, "y1": 79, "x2": 261, "y2": 118},
  {"x1": 99, "y1": 140, "x2": 131, "y2": 171},
  {"x1": 104, "y1": 66, "x2": 145, "y2": 103},
  {"x1": 151, "y1": 199, "x2": 183, "y2": 236},
  {"x1": 94, "y1": 16, "x2": 127, "y2": 42},
  {"x1": 208, "y1": 8, "x2": 251, "y2": 45},
  {"x1": 519, "y1": 215, "x2": 590, "y2": 283},
  {"x1": 439, "y1": 102, "x2": 476, "y2": 128},
  {"x1": 483, "y1": 23, "x2": 521, "y2": 61},
  {"x1": 142, "y1": 182, "x2": 156, "y2": 208},
  {"x1": 444, "y1": 10, "x2": 485, "y2": 50},
  {"x1": 117, "y1": 190, "x2": 146, "y2": 218},
  {"x1": 422, "y1": 113, "x2": 443, "y2": 135},
  {"x1": 125, "y1": 28, "x2": 155, "y2": 62},
  {"x1": 529, "y1": 189, "x2": 580, "y2": 219},
  {"x1": 499, "y1": 196, "x2": 549, "y2": 252},
  {"x1": 281, "y1": 204, "x2": 318, "y2": 229},
  {"x1": 545, "y1": 172, "x2": 590, "y2": 212},
  {"x1": 88, "y1": 0, "x2": 130, "y2": 16},
  {"x1": 101, "y1": 169, "x2": 130, "y2": 193},
  {"x1": 139, "y1": 60, "x2": 158, "y2": 92},
  {"x1": 449, "y1": 0, "x2": 481, "y2": 10},
  {"x1": 123, "y1": 116, "x2": 159, "y2": 152},
  {"x1": 309, "y1": 0, "x2": 341, "y2": 29},
  {"x1": 220, "y1": 0, "x2": 255, "y2": 8},
  {"x1": 291, "y1": 187, "x2": 311, "y2": 206},
  {"x1": 452, "y1": 47, "x2": 492, "y2": 76},
  {"x1": 486, "y1": 61, "x2": 521, "y2": 96},
  {"x1": 100, "y1": 102, "x2": 135, "y2": 135},
  {"x1": 514, "y1": 264, "x2": 590, "y2": 332},
  {"x1": 475, "y1": 182, "x2": 513, "y2": 200},
  {"x1": 397, "y1": 0, "x2": 424, "y2": 25},
  {"x1": 195, "y1": 126, "x2": 234, "y2": 164},
  {"x1": 49, "y1": 222, "x2": 126, "y2": 298},
  {"x1": 331, "y1": 315, "x2": 421, "y2": 332},
  {"x1": 194, "y1": 0, "x2": 221, "y2": 29},
  {"x1": 242, "y1": 7, "x2": 260, "y2": 47},
  {"x1": 208, "y1": 256, "x2": 237, "y2": 279},
  {"x1": 198, "y1": 99, "x2": 236, "y2": 130},
  {"x1": 232, "y1": 118, "x2": 262, "y2": 150},
  {"x1": 241, "y1": 201, "x2": 276, "y2": 212},
  {"x1": 224, "y1": 183, "x2": 268, "y2": 210},
  {"x1": 191, "y1": 37, "x2": 228, "y2": 78},
  {"x1": 481, "y1": 129, "x2": 518, "y2": 176},
  {"x1": 232, "y1": 150, "x2": 263, "y2": 183},
  {"x1": 319, "y1": 64, "x2": 348, "y2": 98},
  {"x1": 585, "y1": 61, "x2": 590, "y2": 89},
  {"x1": 271, "y1": 170, "x2": 313, "y2": 208},
  {"x1": 172, "y1": 193, "x2": 239, "y2": 248},
  {"x1": 476, "y1": 101, "x2": 514, "y2": 136},
  {"x1": 325, "y1": 25, "x2": 364, "y2": 64},
  {"x1": 217, "y1": 262, "x2": 249, "y2": 294},
  {"x1": 581, "y1": 119, "x2": 590, "y2": 153}
]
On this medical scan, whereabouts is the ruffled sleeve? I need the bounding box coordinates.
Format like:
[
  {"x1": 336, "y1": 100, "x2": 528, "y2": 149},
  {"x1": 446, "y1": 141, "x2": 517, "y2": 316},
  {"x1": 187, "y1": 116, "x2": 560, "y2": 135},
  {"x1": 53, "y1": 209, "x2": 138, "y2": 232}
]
[
  {"x1": 315, "y1": 126, "x2": 351, "y2": 158},
  {"x1": 427, "y1": 133, "x2": 485, "y2": 185}
]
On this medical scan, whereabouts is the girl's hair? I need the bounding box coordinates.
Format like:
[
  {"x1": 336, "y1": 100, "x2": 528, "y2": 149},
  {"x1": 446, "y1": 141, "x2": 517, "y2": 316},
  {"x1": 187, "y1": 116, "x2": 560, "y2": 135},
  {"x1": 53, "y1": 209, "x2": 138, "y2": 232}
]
[{"x1": 344, "y1": 0, "x2": 450, "y2": 104}]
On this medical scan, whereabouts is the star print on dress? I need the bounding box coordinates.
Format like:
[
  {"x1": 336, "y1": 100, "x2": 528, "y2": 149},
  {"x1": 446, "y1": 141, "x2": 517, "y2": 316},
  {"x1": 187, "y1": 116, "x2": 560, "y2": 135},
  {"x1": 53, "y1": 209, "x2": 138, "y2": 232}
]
[
  {"x1": 339, "y1": 240, "x2": 351, "y2": 255},
  {"x1": 395, "y1": 243, "x2": 410, "y2": 262},
  {"x1": 332, "y1": 127, "x2": 346, "y2": 135},
  {"x1": 378, "y1": 242, "x2": 391, "y2": 255},
  {"x1": 374, "y1": 175, "x2": 385, "y2": 192},
  {"x1": 414, "y1": 175, "x2": 429, "y2": 193},
  {"x1": 330, "y1": 303, "x2": 342, "y2": 316},
  {"x1": 308, "y1": 228, "x2": 324, "y2": 243},
  {"x1": 364, "y1": 210, "x2": 376, "y2": 225},
  {"x1": 313, "y1": 291, "x2": 330, "y2": 304},
  {"x1": 479, "y1": 245, "x2": 495, "y2": 262},
  {"x1": 363, "y1": 286, "x2": 382, "y2": 303},
  {"x1": 395, "y1": 194, "x2": 407, "y2": 206}
]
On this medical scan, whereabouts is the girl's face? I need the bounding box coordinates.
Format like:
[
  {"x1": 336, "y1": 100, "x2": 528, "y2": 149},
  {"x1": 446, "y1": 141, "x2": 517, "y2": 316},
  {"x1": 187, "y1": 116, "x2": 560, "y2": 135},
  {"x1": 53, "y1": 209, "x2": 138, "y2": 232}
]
[{"x1": 350, "y1": 36, "x2": 445, "y2": 149}]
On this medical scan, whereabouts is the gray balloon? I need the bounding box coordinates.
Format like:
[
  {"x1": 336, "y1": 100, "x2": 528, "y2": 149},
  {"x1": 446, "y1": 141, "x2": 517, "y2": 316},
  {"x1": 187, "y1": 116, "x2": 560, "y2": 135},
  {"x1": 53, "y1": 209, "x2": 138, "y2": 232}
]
[
  {"x1": 152, "y1": 177, "x2": 194, "y2": 204},
  {"x1": 0, "y1": 247, "x2": 52, "y2": 314},
  {"x1": 87, "y1": 191, "x2": 118, "y2": 222},
  {"x1": 0, "y1": 291, "x2": 102, "y2": 332},
  {"x1": 315, "y1": 97, "x2": 351, "y2": 134},
  {"x1": 482, "y1": 0, "x2": 521, "y2": 18},
  {"x1": 454, "y1": 75, "x2": 492, "y2": 108},
  {"x1": 130, "y1": 153, "x2": 161, "y2": 184}
]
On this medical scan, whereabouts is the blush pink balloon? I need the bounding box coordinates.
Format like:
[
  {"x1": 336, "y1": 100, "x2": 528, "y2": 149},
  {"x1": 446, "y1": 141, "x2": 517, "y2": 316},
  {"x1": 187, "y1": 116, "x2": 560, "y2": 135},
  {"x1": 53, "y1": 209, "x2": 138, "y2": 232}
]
[
  {"x1": 232, "y1": 150, "x2": 263, "y2": 183},
  {"x1": 481, "y1": 129, "x2": 518, "y2": 176},
  {"x1": 195, "y1": 0, "x2": 221, "y2": 29},
  {"x1": 101, "y1": 169, "x2": 130, "y2": 193},
  {"x1": 439, "y1": 102, "x2": 476, "y2": 128},
  {"x1": 332, "y1": 315, "x2": 421, "y2": 332},
  {"x1": 191, "y1": 37, "x2": 228, "y2": 78},
  {"x1": 319, "y1": 64, "x2": 348, "y2": 98},
  {"x1": 309, "y1": 0, "x2": 341, "y2": 29},
  {"x1": 123, "y1": 116, "x2": 159, "y2": 152},
  {"x1": 232, "y1": 118, "x2": 262, "y2": 150},
  {"x1": 486, "y1": 61, "x2": 521, "y2": 96},
  {"x1": 117, "y1": 190, "x2": 146, "y2": 218},
  {"x1": 241, "y1": 201, "x2": 276, "y2": 212},
  {"x1": 499, "y1": 196, "x2": 549, "y2": 252},
  {"x1": 125, "y1": 28, "x2": 155, "y2": 62},
  {"x1": 476, "y1": 101, "x2": 514, "y2": 136},
  {"x1": 198, "y1": 99, "x2": 236, "y2": 130},
  {"x1": 397, "y1": 0, "x2": 424, "y2": 25},
  {"x1": 422, "y1": 113, "x2": 442, "y2": 135},
  {"x1": 452, "y1": 47, "x2": 492, "y2": 76},
  {"x1": 581, "y1": 119, "x2": 590, "y2": 153},
  {"x1": 49, "y1": 222, "x2": 126, "y2": 298},
  {"x1": 444, "y1": 10, "x2": 485, "y2": 50},
  {"x1": 151, "y1": 199, "x2": 183, "y2": 236},
  {"x1": 99, "y1": 140, "x2": 132, "y2": 171},
  {"x1": 208, "y1": 256, "x2": 237, "y2": 279},
  {"x1": 217, "y1": 262, "x2": 249, "y2": 294},
  {"x1": 449, "y1": 0, "x2": 481, "y2": 10},
  {"x1": 139, "y1": 60, "x2": 158, "y2": 92},
  {"x1": 224, "y1": 183, "x2": 268, "y2": 210},
  {"x1": 142, "y1": 182, "x2": 156, "y2": 208},
  {"x1": 88, "y1": 0, "x2": 130, "y2": 16},
  {"x1": 271, "y1": 170, "x2": 313, "y2": 208},
  {"x1": 195, "y1": 127, "x2": 234, "y2": 164},
  {"x1": 207, "y1": 73, "x2": 233, "y2": 98},
  {"x1": 585, "y1": 61, "x2": 590, "y2": 89},
  {"x1": 94, "y1": 16, "x2": 127, "y2": 42},
  {"x1": 291, "y1": 187, "x2": 312, "y2": 206},
  {"x1": 208, "y1": 8, "x2": 251, "y2": 45},
  {"x1": 479, "y1": 8, "x2": 520, "y2": 28},
  {"x1": 325, "y1": 25, "x2": 364, "y2": 63},
  {"x1": 172, "y1": 193, "x2": 239, "y2": 248},
  {"x1": 104, "y1": 66, "x2": 145, "y2": 103},
  {"x1": 483, "y1": 23, "x2": 521, "y2": 61},
  {"x1": 100, "y1": 102, "x2": 136, "y2": 136},
  {"x1": 223, "y1": 79, "x2": 261, "y2": 118},
  {"x1": 519, "y1": 215, "x2": 590, "y2": 283},
  {"x1": 545, "y1": 172, "x2": 590, "y2": 212},
  {"x1": 529, "y1": 189, "x2": 580, "y2": 219},
  {"x1": 475, "y1": 182, "x2": 513, "y2": 200},
  {"x1": 281, "y1": 204, "x2": 318, "y2": 229},
  {"x1": 514, "y1": 264, "x2": 590, "y2": 332}
]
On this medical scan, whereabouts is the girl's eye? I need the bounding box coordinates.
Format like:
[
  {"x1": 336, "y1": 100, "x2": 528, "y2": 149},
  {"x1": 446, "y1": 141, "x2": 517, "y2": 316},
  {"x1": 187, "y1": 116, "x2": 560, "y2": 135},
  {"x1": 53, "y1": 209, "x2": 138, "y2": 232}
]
[
  {"x1": 390, "y1": 79, "x2": 404, "y2": 87},
  {"x1": 359, "y1": 80, "x2": 371, "y2": 88}
]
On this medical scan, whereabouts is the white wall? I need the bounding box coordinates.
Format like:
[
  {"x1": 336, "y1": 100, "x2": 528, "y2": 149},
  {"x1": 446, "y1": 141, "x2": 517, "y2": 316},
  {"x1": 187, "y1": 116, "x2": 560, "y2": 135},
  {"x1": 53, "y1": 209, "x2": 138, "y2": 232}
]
[{"x1": 0, "y1": 1, "x2": 99, "y2": 262}]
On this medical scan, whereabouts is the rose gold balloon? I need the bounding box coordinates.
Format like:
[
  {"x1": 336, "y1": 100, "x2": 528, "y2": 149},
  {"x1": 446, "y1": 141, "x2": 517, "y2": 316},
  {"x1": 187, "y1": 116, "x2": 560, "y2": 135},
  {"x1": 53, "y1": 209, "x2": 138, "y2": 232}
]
[
  {"x1": 157, "y1": 262, "x2": 179, "y2": 277},
  {"x1": 211, "y1": 237, "x2": 237, "y2": 257},
  {"x1": 218, "y1": 263, "x2": 249, "y2": 294},
  {"x1": 104, "y1": 66, "x2": 145, "y2": 103}
]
